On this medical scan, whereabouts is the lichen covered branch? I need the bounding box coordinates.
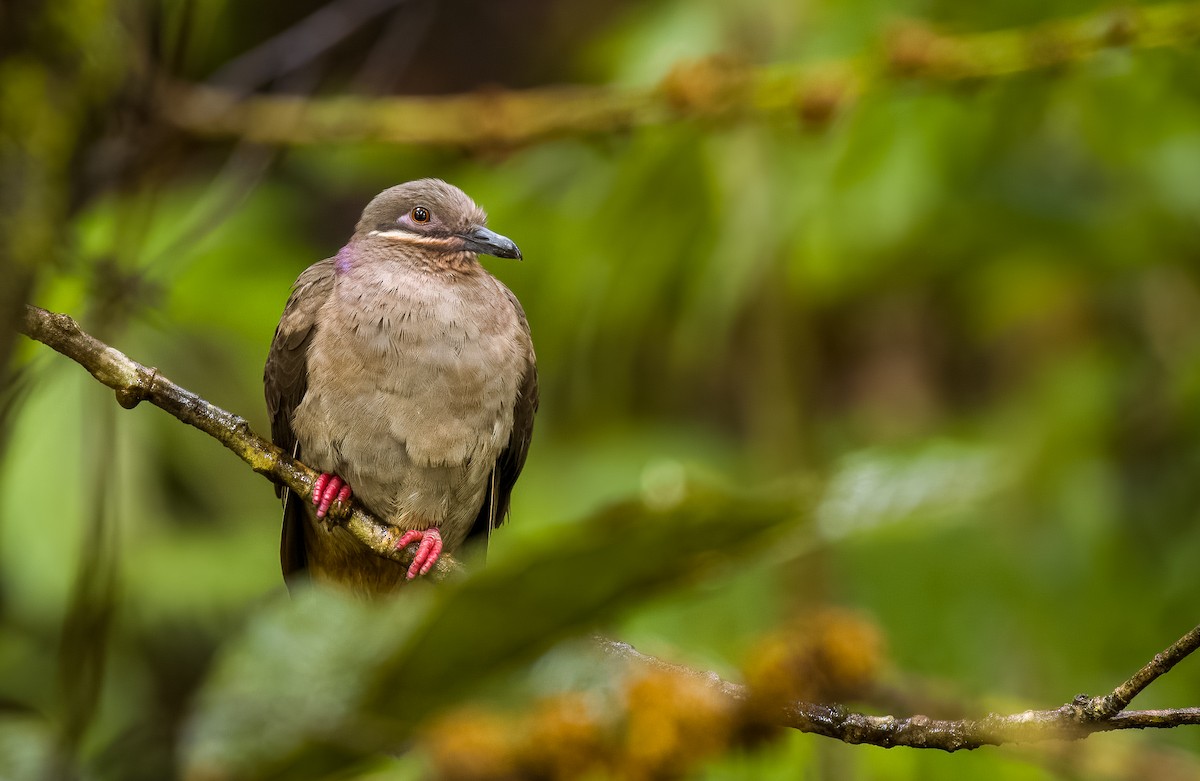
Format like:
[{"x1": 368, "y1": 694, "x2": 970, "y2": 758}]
[
  {"x1": 161, "y1": 3, "x2": 1200, "y2": 147},
  {"x1": 18, "y1": 304, "x2": 461, "y2": 580}
]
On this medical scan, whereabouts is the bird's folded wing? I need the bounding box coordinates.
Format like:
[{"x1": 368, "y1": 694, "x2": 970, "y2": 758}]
[
  {"x1": 468, "y1": 287, "x2": 539, "y2": 544},
  {"x1": 264, "y1": 259, "x2": 335, "y2": 578}
]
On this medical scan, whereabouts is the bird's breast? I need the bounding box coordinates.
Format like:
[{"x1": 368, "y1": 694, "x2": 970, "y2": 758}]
[{"x1": 297, "y1": 264, "x2": 527, "y2": 475}]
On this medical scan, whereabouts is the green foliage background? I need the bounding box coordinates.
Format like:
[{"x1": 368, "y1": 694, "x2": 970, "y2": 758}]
[{"x1": 3, "y1": 0, "x2": 1200, "y2": 778}]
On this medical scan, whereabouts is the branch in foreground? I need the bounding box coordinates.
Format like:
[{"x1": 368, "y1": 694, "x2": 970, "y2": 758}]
[
  {"x1": 18, "y1": 304, "x2": 462, "y2": 580},
  {"x1": 598, "y1": 625, "x2": 1200, "y2": 751},
  {"x1": 161, "y1": 3, "x2": 1200, "y2": 147}
]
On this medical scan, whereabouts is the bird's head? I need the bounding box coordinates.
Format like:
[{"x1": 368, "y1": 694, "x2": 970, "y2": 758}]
[{"x1": 354, "y1": 179, "x2": 522, "y2": 262}]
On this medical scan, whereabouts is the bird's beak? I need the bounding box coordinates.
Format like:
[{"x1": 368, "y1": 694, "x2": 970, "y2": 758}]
[{"x1": 461, "y1": 226, "x2": 522, "y2": 260}]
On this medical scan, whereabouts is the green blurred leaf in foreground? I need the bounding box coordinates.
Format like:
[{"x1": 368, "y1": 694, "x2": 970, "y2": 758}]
[
  {"x1": 0, "y1": 715, "x2": 58, "y2": 780},
  {"x1": 181, "y1": 482, "x2": 798, "y2": 781}
]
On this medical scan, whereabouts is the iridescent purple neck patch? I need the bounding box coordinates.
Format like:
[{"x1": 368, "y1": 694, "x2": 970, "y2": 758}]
[{"x1": 335, "y1": 244, "x2": 354, "y2": 274}]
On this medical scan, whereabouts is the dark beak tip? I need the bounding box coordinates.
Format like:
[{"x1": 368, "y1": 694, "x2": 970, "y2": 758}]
[
  {"x1": 488, "y1": 239, "x2": 522, "y2": 260},
  {"x1": 466, "y1": 226, "x2": 523, "y2": 260}
]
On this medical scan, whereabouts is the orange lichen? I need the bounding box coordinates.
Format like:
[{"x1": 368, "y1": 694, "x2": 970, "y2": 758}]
[
  {"x1": 422, "y1": 614, "x2": 884, "y2": 780},
  {"x1": 618, "y1": 671, "x2": 737, "y2": 780},
  {"x1": 743, "y1": 608, "x2": 886, "y2": 712},
  {"x1": 516, "y1": 693, "x2": 611, "y2": 780},
  {"x1": 659, "y1": 55, "x2": 750, "y2": 115},
  {"x1": 421, "y1": 707, "x2": 519, "y2": 781}
]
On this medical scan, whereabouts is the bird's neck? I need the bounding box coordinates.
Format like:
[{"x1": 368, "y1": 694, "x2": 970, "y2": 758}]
[{"x1": 341, "y1": 239, "x2": 481, "y2": 276}]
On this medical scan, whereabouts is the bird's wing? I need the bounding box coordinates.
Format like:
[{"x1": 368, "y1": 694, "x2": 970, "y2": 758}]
[
  {"x1": 264, "y1": 259, "x2": 336, "y2": 580},
  {"x1": 468, "y1": 288, "x2": 538, "y2": 544}
]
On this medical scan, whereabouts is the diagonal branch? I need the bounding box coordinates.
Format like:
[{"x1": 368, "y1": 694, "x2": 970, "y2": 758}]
[
  {"x1": 1080, "y1": 623, "x2": 1200, "y2": 719},
  {"x1": 207, "y1": 0, "x2": 412, "y2": 91},
  {"x1": 18, "y1": 304, "x2": 462, "y2": 580},
  {"x1": 160, "y1": 2, "x2": 1200, "y2": 147}
]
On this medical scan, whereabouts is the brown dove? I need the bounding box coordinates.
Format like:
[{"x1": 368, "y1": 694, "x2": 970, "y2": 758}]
[{"x1": 264, "y1": 179, "x2": 537, "y2": 594}]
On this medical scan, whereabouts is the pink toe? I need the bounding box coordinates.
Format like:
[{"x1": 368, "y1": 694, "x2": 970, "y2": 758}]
[
  {"x1": 420, "y1": 535, "x2": 444, "y2": 578},
  {"x1": 398, "y1": 529, "x2": 443, "y2": 580},
  {"x1": 396, "y1": 530, "x2": 423, "y2": 550},
  {"x1": 313, "y1": 474, "x2": 330, "y2": 506},
  {"x1": 314, "y1": 474, "x2": 350, "y2": 519}
]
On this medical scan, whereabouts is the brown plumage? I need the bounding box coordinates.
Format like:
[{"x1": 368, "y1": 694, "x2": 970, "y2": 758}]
[{"x1": 264, "y1": 179, "x2": 537, "y2": 595}]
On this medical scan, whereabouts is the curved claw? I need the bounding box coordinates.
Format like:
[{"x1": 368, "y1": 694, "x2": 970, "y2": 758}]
[
  {"x1": 396, "y1": 528, "x2": 444, "y2": 580},
  {"x1": 313, "y1": 473, "x2": 352, "y2": 519}
]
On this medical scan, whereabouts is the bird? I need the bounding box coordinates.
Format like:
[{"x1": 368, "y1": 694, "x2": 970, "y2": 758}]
[{"x1": 264, "y1": 179, "x2": 537, "y2": 595}]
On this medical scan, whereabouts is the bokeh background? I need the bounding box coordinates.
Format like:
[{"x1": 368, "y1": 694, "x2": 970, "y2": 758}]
[{"x1": 3, "y1": 0, "x2": 1200, "y2": 778}]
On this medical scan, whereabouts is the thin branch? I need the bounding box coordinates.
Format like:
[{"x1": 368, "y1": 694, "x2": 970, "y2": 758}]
[
  {"x1": 18, "y1": 304, "x2": 462, "y2": 580},
  {"x1": 598, "y1": 622, "x2": 1200, "y2": 751},
  {"x1": 208, "y1": 0, "x2": 412, "y2": 91},
  {"x1": 160, "y1": 2, "x2": 1200, "y2": 147},
  {"x1": 1080, "y1": 623, "x2": 1200, "y2": 719}
]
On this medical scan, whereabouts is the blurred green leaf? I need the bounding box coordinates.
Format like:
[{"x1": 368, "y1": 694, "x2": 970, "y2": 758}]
[
  {"x1": 0, "y1": 714, "x2": 57, "y2": 779},
  {"x1": 182, "y1": 484, "x2": 797, "y2": 780},
  {"x1": 817, "y1": 440, "x2": 1013, "y2": 539}
]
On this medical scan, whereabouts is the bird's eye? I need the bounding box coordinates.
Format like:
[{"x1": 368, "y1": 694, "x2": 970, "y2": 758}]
[{"x1": 411, "y1": 207, "x2": 430, "y2": 223}]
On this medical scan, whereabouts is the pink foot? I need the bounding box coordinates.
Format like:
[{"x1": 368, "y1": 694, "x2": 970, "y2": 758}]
[
  {"x1": 395, "y1": 528, "x2": 444, "y2": 580},
  {"x1": 312, "y1": 473, "x2": 352, "y2": 519}
]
